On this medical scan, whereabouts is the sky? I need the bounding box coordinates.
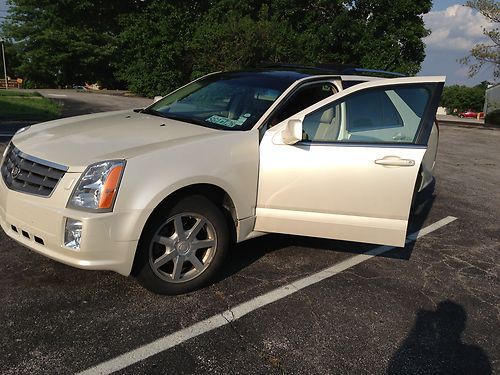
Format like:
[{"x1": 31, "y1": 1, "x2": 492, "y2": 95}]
[
  {"x1": 420, "y1": 0, "x2": 496, "y2": 86},
  {"x1": 0, "y1": 0, "x2": 6, "y2": 21},
  {"x1": 0, "y1": 0, "x2": 497, "y2": 87}
]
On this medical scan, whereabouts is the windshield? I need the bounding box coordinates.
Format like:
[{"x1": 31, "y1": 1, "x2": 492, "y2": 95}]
[{"x1": 146, "y1": 73, "x2": 290, "y2": 130}]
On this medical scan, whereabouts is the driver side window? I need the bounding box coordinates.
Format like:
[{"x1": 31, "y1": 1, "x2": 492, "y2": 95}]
[{"x1": 268, "y1": 82, "x2": 336, "y2": 127}]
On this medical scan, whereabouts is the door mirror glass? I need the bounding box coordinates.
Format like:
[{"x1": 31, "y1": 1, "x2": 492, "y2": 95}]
[{"x1": 281, "y1": 119, "x2": 303, "y2": 145}]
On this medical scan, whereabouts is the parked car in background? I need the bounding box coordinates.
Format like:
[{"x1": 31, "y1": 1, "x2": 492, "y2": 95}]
[
  {"x1": 0, "y1": 66, "x2": 445, "y2": 295},
  {"x1": 458, "y1": 110, "x2": 484, "y2": 119}
]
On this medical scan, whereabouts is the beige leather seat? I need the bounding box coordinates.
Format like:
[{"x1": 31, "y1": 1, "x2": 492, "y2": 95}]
[{"x1": 313, "y1": 106, "x2": 340, "y2": 141}]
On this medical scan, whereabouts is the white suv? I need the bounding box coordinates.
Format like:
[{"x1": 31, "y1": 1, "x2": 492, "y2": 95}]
[{"x1": 0, "y1": 67, "x2": 444, "y2": 294}]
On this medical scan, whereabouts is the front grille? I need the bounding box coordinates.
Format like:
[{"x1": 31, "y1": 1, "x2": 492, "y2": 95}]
[{"x1": 1, "y1": 145, "x2": 67, "y2": 197}]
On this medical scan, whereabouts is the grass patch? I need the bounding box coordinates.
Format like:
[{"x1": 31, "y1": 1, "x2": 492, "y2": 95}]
[
  {"x1": 0, "y1": 95, "x2": 61, "y2": 121},
  {"x1": 0, "y1": 90, "x2": 42, "y2": 97}
]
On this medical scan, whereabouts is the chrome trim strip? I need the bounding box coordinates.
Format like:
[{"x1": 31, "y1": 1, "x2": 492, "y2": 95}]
[
  {"x1": 16, "y1": 148, "x2": 69, "y2": 172},
  {"x1": 296, "y1": 142, "x2": 428, "y2": 149}
]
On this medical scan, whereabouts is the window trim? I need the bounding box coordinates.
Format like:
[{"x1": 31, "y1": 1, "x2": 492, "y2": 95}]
[{"x1": 295, "y1": 141, "x2": 428, "y2": 149}]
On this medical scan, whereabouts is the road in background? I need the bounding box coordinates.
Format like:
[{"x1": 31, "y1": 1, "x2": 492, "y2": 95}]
[
  {"x1": 0, "y1": 89, "x2": 152, "y2": 137},
  {"x1": 436, "y1": 114, "x2": 485, "y2": 127},
  {"x1": 39, "y1": 89, "x2": 152, "y2": 117}
]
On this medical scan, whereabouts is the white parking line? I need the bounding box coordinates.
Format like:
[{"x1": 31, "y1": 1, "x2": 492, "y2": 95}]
[
  {"x1": 46, "y1": 94, "x2": 68, "y2": 98},
  {"x1": 78, "y1": 216, "x2": 457, "y2": 375}
]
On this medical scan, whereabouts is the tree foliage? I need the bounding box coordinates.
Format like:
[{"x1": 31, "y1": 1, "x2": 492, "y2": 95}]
[
  {"x1": 1, "y1": 0, "x2": 140, "y2": 87},
  {"x1": 1, "y1": 0, "x2": 432, "y2": 95},
  {"x1": 440, "y1": 82, "x2": 489, "y2": 112},
  {"x1": 460, "y1": 0, "x2": 499, "y2": 79}
]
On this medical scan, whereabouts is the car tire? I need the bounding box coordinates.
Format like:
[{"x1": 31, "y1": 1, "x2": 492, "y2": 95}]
[{"x1": 135, "y1": 195, "x2": 230, "y2": 295}]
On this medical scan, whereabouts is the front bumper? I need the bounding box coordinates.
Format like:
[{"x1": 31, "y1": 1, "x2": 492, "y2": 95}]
[{"x1": 0, "y1": 170, "x2": 143, "y2": 276}]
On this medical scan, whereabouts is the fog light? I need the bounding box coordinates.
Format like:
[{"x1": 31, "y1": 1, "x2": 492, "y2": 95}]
[{"x1": 64, "y1": 218, "x2": 82, "y2": 250}]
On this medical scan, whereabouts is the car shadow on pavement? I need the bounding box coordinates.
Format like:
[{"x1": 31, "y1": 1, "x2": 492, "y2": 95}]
[
  {"x1": 217, "y1": 196, "x2": 436, "y2": 283},
  {"x1": 55, "y1": 97, "x2": 110, "y2": 117},
  {"x1": 386, "y1": 300, "x2": 492, "y2": 375}
]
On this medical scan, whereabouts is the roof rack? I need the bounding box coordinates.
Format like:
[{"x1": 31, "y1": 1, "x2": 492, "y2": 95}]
[{"x1": 340, "y1": 68, "x2": 406, "y2": 77}]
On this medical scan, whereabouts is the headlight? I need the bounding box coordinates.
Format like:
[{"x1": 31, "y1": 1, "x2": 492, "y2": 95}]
[
  {"x1": 67, "y1": 160, "x2": 126, "y2": 212},
  {"x1": 15, "y1": 126, "x2": 31, "y2": 135}
]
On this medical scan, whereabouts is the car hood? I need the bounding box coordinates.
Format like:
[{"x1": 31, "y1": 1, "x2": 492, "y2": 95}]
[{"x1": 12, "y1": 110, "x2": 221, "y2": 172}]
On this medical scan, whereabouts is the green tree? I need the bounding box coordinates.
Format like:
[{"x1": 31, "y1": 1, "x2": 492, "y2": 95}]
[
  {"x1": 1, "y1": 39, "x2": 21, "y2": 78},
  {"x1": 189, "y1": 0, "x2": 431, "y2": 79},
  {"x1": 1, "y1": 0, "x2": 434, "y2": 95},
  {"x1": 1, "y1": 0, "x2": 139, "y2": 87},
  {"x1": 440, "y1": 83, "x2": 488, "y2": 113},
  {"x1": 460, "y1": 0, "x2": 499, "y2": 78},
  {"x1": 347, "y1": 0, "x2": 432, "y2": 75},
  {"x1": 189, "y1": 3, "x2": 300, "y2": 79},
  {"x1": 114, "y1": 1, "x2": 208, "y2": 97}
]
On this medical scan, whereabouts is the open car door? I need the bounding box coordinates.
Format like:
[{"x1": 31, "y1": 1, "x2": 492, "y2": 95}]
[{"x1": 255, "y1": 76, "x2": 445, "y2": 247}]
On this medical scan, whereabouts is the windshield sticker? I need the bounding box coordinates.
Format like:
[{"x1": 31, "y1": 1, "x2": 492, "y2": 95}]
[
  {"x1": 255, "y1": 89, "x2": 280, "y2": 101},
  {"x1": 206, "y1": 115, "x2": 249, "y2": 128}
]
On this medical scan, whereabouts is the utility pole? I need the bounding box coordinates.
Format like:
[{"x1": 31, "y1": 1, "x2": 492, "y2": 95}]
[{"x1": 0, "y1": 38, "x2": 8, "y2": 90}]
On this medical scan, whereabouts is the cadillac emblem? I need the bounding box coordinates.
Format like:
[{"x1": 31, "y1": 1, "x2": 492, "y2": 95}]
[{"x1": 11, "y1": 166, "x2": 21, "y2": 179}]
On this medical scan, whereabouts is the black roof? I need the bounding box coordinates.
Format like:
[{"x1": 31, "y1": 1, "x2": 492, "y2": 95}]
[
  {"x1": 213, "y1": 67, "x2": 338, "y2": 88},
  {"x1": 217, "y1": 64, "x2": 406, "y2": 86},
  {"x1": 204, "y1": 70, "x2": 319, "y2": 91}
]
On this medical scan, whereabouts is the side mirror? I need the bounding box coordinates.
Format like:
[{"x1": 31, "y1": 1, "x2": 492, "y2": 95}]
[
  {"x1": 281, "y1": 119, "x2": 303, "y2": 145},
  {"x1": 153, "y1": 96, "x2": 163, "y2": 103}
]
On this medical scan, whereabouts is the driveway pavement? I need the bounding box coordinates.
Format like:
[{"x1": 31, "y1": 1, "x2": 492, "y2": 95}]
[
  {"x1": 37, "y1": 89, "x2": 151, "y2": 117},
  {"x1": 436, "y1": 114, "x2": 485, "y2": 126},
  {"x1": 0, "y1": 89, "x2": 151, "y2": 136},
  {"x1": 0, "y1": 92, "x2": 498, "y2": 374}
]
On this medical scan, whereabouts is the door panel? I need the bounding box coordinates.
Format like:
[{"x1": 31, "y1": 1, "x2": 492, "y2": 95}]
[
  {"x1": 255, "y1": 144, "x2": 426, "y2": 246},
  {"x1": 255, "y1": 77, "x2": 445, "y2": 247}
]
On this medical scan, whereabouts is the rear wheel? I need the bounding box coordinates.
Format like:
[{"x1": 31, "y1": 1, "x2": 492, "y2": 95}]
[{"x1": 135, "y1": 195, "x2": 230, "y2": 295}]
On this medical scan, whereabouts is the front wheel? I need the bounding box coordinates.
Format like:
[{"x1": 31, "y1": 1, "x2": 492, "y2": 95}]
[{"x1": 135, "y1": 195, "x2": 230, "y2": 295}]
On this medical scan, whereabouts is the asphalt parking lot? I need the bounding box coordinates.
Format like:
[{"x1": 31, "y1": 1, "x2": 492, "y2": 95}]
[{"x1": 0, "y1": 92, "x2": 498, "y2": 374}]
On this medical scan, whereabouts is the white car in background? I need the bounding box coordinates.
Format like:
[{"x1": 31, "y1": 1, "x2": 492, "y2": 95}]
[{"x1": 0, "y1": 66, "x2": 444, "y2": 294}]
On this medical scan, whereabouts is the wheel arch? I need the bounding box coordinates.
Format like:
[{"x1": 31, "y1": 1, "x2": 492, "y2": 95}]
[{"x1": 130, "y1": 183, "x2": 238, "y2": 276}]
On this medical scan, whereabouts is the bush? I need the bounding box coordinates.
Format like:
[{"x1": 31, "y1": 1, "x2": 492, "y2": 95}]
[{"x1": 484, "y1": 109, "x2": 500, "y2": 127}]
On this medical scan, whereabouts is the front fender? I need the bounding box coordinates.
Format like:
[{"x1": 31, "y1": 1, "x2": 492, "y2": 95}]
[{"x1": 112, "y1": 129, "x2": 260, "y2": 241}]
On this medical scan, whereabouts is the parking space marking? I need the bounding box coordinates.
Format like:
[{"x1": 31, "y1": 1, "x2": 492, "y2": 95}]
[
  {"x1": 46, "y1": 94, "x2": 68, "y2": 97},
  {"x1": 78, "y1": 216, "x2": 457, "y2": 375}
]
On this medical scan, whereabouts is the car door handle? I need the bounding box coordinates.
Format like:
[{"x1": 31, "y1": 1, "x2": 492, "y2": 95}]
[{"x1": 375, "y1": 157, "x2": 415, "y2": 167}]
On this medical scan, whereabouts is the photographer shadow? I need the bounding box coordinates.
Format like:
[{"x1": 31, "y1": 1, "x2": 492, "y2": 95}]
[{"x1": 387, "y1": 300, "x2": 491, "y2": 375}]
